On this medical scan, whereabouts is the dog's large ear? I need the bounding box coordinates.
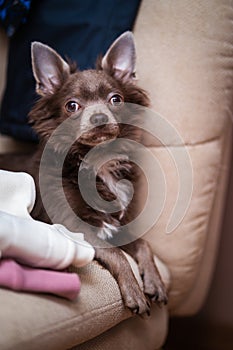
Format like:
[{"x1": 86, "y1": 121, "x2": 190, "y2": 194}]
[
  {"x1": 101, "y1": 31, "x2": 136, "y2": 82},
  {"x1": 31, "y1": 42, "x2": 70, "y2": 96}
]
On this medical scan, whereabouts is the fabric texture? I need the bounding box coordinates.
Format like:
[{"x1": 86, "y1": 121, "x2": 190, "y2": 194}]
[
  {"x1": 0, "y1": 0, "x2": 141, "y2": 141},
  {"x1": 71, "y1": 304, "x2": 167, "y2": 350}
]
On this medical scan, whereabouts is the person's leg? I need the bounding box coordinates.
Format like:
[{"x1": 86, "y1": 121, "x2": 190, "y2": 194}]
[{"x1": 0, "y1": 0, "x2": 141, "y2": 142}]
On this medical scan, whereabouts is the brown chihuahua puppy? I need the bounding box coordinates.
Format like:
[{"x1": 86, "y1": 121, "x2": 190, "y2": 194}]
[{"x1": 0, "y1": 32, "x2": 167, "y2": 315}]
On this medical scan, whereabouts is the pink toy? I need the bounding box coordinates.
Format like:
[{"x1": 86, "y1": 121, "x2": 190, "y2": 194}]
[{"x1": 0, "y1": 258, "x2": 81, "y2": 300}]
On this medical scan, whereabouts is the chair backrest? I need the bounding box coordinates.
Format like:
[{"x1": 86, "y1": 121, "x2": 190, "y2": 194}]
[{"x1": 134, "y1": 0, "x2": 233, "y2": 316}]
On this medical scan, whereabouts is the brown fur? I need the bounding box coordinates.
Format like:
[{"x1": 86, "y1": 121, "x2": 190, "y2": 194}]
[{"x1": 0, "y1": 34, "x2": 167, "y2": 315}]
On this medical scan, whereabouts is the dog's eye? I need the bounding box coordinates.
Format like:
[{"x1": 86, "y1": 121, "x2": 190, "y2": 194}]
[
  {"x1": 109, "y1": 94, "x2": 124, "y2": 106},
  {"x1": 65, "y1": 101, "x2": 81, "y2": 113}
]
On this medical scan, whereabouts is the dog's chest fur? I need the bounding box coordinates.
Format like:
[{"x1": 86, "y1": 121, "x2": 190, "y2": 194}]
[{"x1": 59, "y1": 148, "x2": 136, "y2": 240}]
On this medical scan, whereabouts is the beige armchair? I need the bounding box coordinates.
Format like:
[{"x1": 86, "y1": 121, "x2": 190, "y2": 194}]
[{"x1": 0, "y1": 1, "x2": 232, "y2": 349}]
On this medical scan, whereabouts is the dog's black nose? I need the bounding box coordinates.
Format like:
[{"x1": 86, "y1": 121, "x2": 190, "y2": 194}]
[{"x1": 90, "y1": 113, "x2": 109, "y2": 126}]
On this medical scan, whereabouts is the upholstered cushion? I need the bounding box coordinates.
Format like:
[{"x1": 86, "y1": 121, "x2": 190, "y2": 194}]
[
  {"x1": 0, "y1": 254, "x2": 170, "y2": 350},
  {"x1": 71, "y1": 304, "x2": 167, "y2": 350},
  {"x1": 133, "y1": 0, "x2": 233, "y2": 314}
]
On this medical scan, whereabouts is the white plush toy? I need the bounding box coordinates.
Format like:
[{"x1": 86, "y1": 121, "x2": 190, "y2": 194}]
[{"x1": 0, "y1": 170, "x2": 95, "y2": 269}]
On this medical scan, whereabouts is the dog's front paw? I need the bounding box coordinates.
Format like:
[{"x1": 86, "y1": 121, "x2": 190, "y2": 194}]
[
  {"x1": 120, "y1": 279, "x2": 151, "y2": 316},
  {"x1": 95, "y1": 246, "x2": 151, "y2": 316},
  {"x1": 141, "y1": 266, "x2": 168, "y2": 306},
  {"x1": 144, "y1": 278, "x2": 168, "y2": 306},
  {"x1": 121, "y1": 240, "x2": 168, "y2": 307}
]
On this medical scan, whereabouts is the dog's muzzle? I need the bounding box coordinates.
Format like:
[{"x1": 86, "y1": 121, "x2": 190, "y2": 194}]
[{"x1": 78, "y1": 104, "x2": 120, "y2": 146}]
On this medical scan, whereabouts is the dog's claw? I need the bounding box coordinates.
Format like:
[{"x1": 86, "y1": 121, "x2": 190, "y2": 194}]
[
  {"x1": 139, "y1": 307, "x2": 151, "y2": 320},
  {"x1": 147, "y1": 285, "x2": 168, "y2": 306},
  {"x1": 132, "y1": 306, "x2": 139, "y2": 315},
  {"x1": 141, "y1": 267, "x2": 168, "y2": 307},
  {"x1": 122, "y1": 287, "x2": 151, "y2": 316}
]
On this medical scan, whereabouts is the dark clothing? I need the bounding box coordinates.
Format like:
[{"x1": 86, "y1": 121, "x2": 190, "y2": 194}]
[{"x1": 0, "y1": 0, "x2": 141, "y2": 141}]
